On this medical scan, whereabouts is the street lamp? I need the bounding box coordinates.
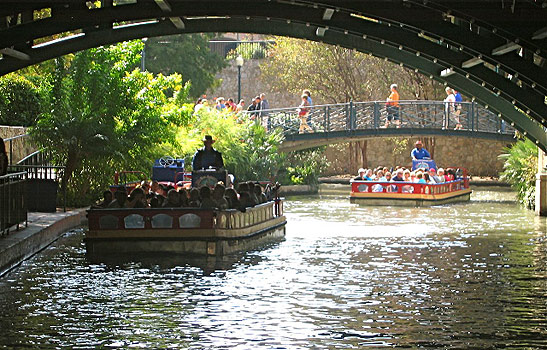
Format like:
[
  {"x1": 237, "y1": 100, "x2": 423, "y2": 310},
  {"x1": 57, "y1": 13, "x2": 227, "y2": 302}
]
[
  {"x1": 141, "y1": 37, "x2": 148, "y2": 72},
  {"x1": 236, "y1": 55, "x2": 244, "y2": 102}
]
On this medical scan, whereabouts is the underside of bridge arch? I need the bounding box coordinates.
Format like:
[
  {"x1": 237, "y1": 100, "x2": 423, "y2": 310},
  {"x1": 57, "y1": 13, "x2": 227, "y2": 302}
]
[
  {"x1": 1, "y1": 0, "x2": 545, "y2": 150},
  {"x1": 279, "y1": 129, "x2": 516, "y2": 152}
]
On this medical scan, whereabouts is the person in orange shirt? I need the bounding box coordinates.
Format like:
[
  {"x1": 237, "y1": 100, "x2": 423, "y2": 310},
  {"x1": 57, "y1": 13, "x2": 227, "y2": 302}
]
[{"x1": 385, "y1": 83, "x2": 400, "y2": 128}]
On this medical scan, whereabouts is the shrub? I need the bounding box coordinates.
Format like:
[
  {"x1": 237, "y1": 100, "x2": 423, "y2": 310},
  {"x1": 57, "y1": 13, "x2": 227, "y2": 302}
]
[
  {"x1": 0, "y1": 74, "x2": 44, "y2": 126},
  {"x1": 499, "y1": 139, "x2": 538, "y2": 210}
]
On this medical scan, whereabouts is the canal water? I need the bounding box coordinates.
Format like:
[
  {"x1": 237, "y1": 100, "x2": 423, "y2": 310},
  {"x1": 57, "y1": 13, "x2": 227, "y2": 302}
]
[{"x1": 0, "y1": 185, "x2": 545, "y2": 349}]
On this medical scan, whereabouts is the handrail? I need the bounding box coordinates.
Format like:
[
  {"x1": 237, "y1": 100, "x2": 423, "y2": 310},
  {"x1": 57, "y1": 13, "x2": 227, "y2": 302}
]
[
  {"x1": 351, "y1": 178, "x2": 469, "y2": 195},
  {"x1": 0, "y1": 171, "x2": 27, "y2": 180},
  {"x1": 252, "y1": 100, "x2": 513, "y2": 138},
  {"x1": 0, "y1": 171, "x2": 28, "y2": 235},
  {"x1": 2, "y1": 133, "x2": 30, "y2": 166},
  {"x1": 253, "y1": 100, "x2": 481, "y2": 115}
]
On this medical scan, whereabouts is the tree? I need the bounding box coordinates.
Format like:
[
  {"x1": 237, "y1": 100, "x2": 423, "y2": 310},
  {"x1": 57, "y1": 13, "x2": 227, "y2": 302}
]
[
  {"x1": 145, "y1": 34, "x2": 227, "y2": 99},
  {"x1": 31, "y1": 41, "x2": 193, "y2": 205},
  {"x1": 261, "y1": 37, "x2": 446, "y2": 103}
]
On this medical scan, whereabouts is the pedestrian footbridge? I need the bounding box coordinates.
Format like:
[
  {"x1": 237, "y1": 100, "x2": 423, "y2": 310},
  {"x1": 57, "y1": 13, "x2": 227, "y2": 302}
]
[{"x1": 260, "y1": 100, "x2": 516, "y2": 152}]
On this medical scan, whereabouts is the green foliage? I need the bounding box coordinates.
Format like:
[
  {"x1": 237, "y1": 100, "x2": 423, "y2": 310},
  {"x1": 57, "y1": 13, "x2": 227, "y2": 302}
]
[
  {"x1": 0, "y1": 74, "x2": 45, "y2": 126},
  {"x1": 31, "y1": 41, "x2": 193, "y2": 206},
  {"x1": 145, "y1": 34, "x2": 227, "y2": 99},
  {"x1": 174, "y1": 108, "x2": 329, "y2": 186},
  {"x1": 173, "y1": 108, "x2": 286, "y2": 183},
  {"x1": 499, "y1": 139, "x2": 538, "y2": 210},
  {"x1": 284, "y1": 148, "x2": 330, "y2": 186},
  {"x1": 227, "y1": 42, "x2": 268, "y2": 60},
  {"x1": 261, "y1": 36, "x2": 446, "y2": 104}
]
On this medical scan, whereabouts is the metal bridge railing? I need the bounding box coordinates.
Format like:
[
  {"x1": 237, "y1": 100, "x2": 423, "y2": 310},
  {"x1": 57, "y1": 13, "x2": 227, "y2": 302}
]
[
  {"x1": 0, "y1": 171, "x2": 27, "y2": 235},
  {"x1": 254, "y1": 100, "x2": 514, "y2": 136}
]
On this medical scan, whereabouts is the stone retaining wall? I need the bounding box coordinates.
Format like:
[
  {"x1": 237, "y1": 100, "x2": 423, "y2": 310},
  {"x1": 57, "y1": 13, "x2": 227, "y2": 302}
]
[
  {"x1": 324, "y1": 136, "x2": 512, "y2": 177},
  {"x1": 206, "y1": 59, "x2": 299, "y2": 109},
  {"x1": 0, "y1": 125, "x2": 36, "y2": 164}
]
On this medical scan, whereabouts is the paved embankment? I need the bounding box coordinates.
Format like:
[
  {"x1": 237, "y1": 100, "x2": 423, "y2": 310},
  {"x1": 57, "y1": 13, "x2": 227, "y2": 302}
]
[{"x1": 0, "y1": 209, "x2": 87, "y2": 277}]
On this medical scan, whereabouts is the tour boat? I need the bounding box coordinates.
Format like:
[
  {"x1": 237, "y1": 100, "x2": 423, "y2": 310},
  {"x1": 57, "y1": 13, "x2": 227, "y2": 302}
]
[
  {"x1": 350, "y1": 169, "x2": 472, "y2": 207},
  {"x1": 85, "y1": 158, "x2": 287, "y2": 257},
  {"x1": 86, "y1": 201, "x2": 286, "y2": 256}
]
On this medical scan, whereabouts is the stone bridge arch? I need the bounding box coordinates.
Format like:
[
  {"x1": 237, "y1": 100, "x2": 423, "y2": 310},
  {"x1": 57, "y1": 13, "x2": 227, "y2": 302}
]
[{"x1": 1, "y1": 0, "x2": 545, "y2": 150}]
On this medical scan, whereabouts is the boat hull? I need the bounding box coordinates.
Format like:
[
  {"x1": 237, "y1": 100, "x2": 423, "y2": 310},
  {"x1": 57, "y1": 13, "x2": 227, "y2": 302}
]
[
  {"x1": 86, "y1": 218, "x2": 286, "y2": 256},
  {"x1": 85, "y1": 201, "x2": 286, "y2": 256},
  {"x1": 350, "y1": 188, "x2": 472, "y2": 207}
]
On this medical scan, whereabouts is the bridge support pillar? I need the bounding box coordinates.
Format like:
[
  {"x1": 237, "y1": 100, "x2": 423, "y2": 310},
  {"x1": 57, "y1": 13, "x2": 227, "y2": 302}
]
[{"x1": 536, "y1": 150, "x2": 547, "y2": 216}]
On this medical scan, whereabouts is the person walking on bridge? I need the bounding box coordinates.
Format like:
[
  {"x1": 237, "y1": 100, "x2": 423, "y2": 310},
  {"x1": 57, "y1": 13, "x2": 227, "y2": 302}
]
[
  {"x1": 385, "y1": 84, "x2": 400, "y2": 128},
  {"x1": 443, "y1": 87, "x2": 456, "y2": 129},
  {"x1": 297, "y1": 94, "x2": 313, "y2": 134}
]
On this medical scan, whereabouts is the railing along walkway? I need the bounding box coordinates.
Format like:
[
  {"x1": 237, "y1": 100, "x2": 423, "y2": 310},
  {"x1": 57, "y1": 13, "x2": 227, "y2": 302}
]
[
  {"x1": 252, "y1": 100, "x2": 514, "y2": 139},
  {"x1": 0, "y1": 171, "x2": 27, "y2": 235}
]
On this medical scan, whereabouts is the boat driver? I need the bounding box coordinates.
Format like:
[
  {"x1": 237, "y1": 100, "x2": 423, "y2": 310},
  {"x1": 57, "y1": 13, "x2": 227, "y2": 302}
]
[
  {"x1": 192, "y1": 135, "x2": 224, "y2": 170},
  {"x1": 411, "y1": 140, "x2": 431, "y2": 160}
]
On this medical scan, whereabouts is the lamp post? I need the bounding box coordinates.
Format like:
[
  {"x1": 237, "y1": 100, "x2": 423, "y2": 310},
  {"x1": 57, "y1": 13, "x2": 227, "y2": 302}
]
[
  {"x1": 141, "y1": 37, "x2": 148, "y2": 72},
  {"x1": 236, "y1": 55, "x2": 244, "y2": 102}
]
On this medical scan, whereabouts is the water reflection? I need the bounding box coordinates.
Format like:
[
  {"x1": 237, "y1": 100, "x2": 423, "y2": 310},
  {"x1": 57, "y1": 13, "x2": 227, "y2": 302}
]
[{"x1": 0, "y1": 185, "x2": 544, "y2": 349}]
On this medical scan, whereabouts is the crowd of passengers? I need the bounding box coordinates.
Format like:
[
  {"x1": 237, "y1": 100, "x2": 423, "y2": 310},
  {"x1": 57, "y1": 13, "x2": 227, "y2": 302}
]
[
  {"x1": 93, "y1": 181, "x2": 278, "y2": 211},
  {"x1": 352, "y1": 166, "x2": 458, "y2": 185}
]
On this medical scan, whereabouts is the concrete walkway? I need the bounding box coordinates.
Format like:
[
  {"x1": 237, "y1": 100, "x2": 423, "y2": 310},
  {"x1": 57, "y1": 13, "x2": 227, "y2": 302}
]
[{"x1": 0, "y1": 209, "x2": 87, "y2": 276}]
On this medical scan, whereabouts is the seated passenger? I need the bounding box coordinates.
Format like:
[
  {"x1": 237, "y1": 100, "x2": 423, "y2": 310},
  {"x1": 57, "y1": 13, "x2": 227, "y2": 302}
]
[
  {"x1": 423, "y1": 173, "x2": 435, "y2": 185},
  {"x1": 126, "y1": 188, "x2": 148, "y2": 208},
  {"x1": 163, "y1": 189, "x2": 181, "y2": 208},
  {"x1": 199, "y1": 186, "x2": 216, "y2": 209},
  {"x1": 238, "y1": 182, "x2": 257, "y2": 206},
  {"x1": 253, "y1": 183, "x2": 267, "y2": 204},
  {"x1": 428, "y1": 168, "x2": 441, "y2": 183},
  {"x1": 92, "y1": 190, "x2": 113, "y2": 209},
  {"x1": 437, "y1": 168, "x2": 446, "y2": 182},
  {"x1": 353, "y1": 168, "x2": 367, "y2": 181},
  {"x1": 445, "y1": 168, "x2": 456, "y2": 181},
  {"x1": 150, "y1": 181, "x2": 160, "y2": 195},
  {"x1": 140, "y1": 180, "x2": 151, "y2": 194},
  {"x1": 178, "y1": 188, "x2": 189, "y2": 207},
  {"x1": 108, "y1": 188, "x2": 127, "y2": 208},
  {"x1": 416, "y1": 172, "x2": 427, "y2": 184},
  {"x1": 403, "y1": 169, "x2": 411, "y2": 182},
  {"x1": 372, "y1": 170, "x2": 386, "y2": 192},
  {"x1": 247, "y1": 182, "x2": 260, "y2": 205},
  {"x1": 392, "y1": 169, "x2": 405, "y2": 182},
  {"x1": 238, "y1": 191, "x2": 253, "y2": 212},
  {"x1": 188, "y1": 188, "x2": 201, "y2": 207},
  {"x1": 224, "y1": 188, "x2": 240, "y2": 209},
  {"x1": 376, "y1": 170, "x2": 386, "y2": 181},
  {"x1": 212, "y1": 183, "x2": 229, "y2": 210}
]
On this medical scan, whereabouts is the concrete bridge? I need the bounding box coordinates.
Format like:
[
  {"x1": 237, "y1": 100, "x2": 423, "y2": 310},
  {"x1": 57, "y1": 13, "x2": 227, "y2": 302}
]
[
  {"x1": 260, "y1": 100, "x2": 515, "y2": 151},
  {"x1": 1, "y1": 1, "x2": 545, "y2": 214}
]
